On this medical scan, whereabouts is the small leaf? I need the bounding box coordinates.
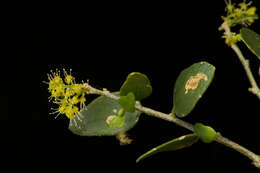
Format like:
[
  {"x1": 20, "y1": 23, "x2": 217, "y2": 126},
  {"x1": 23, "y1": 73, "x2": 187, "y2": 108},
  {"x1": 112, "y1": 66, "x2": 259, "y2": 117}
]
[
  {"x1": 194, "y1": 123, "x2": 216, "y2": 143},
  {"x1": 240, "y1": 28, "x2": 260, "y2": 59},
  {"x1": 117, "y1": 108, "x2": 125, "y2": 117},
  {"x1": 172, "y1": 62, "x2": 215, "y2": 117},
  {"x1": 118, "y1": 92, "x2": 136, "y2": 112},
  {"x1": 136, "y1": 134, "x2": 199, "y2": 163},
  {"x1": 120, "y1": 72, "x2": 152, "y2": 101},
  {"x1": 68, "y1": 92, "x2": 140, "y2": 136},
  {"x1": 107, "y1": 115, "x2": 125, "y2": 128}
]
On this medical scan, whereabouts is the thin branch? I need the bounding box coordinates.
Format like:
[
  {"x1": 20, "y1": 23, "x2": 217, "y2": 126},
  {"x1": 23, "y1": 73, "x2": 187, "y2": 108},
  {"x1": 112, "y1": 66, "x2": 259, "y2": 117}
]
[
  {"x1": 215, "y1": 135, "x2": 260, "y2": 168},
  {"x1": 84, "y1": 84, "x2": 193, "y2": 131},
  {"x1": 221, "y1": 21, "x2": 260, "y2": 99},
  {"x1": 83, "y1": 83, "x2": 260, "y2": 169}
]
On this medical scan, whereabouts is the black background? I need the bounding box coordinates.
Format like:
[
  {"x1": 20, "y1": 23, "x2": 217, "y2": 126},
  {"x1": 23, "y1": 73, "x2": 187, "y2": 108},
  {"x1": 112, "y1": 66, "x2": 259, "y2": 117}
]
[{"x1": 7, "y1": 0, "x2": 260, "y2": 172}]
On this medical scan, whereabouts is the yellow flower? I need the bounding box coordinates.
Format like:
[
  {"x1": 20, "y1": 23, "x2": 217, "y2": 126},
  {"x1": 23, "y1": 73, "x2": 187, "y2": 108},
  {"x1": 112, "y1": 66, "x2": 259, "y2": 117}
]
[
  {"x1": 60, "y1": 98, "x2": 67, "y2": 105},
  {"x1": 222, "y1": 33, "x2": 241, "y2": 46},
  {"x1": 73, "y1": 84, "x2": 83, "y2": 95},
  {"x1": 49, "y1": 76, "x2": 63, "y2": 91},
  {"x1": 58, "y1": 105, "x2": 67, "y2": 114},
  {"x1": 227, "y1": 4, "x2": 234, "y2": 13},
  {"x1": 65, "y1": 105, "x2": 79, "y2": 119},
  {"x1": 248, "y1": 18, "x2": 254, "y2": 23},
  {"x1": 247, "y1": 7, "x2": 256, "y2": 16},
  {"x1": 47, "y1": 69, "x2": 88, "y2": 120},
  {"x1": 79, "y1": 96, "x2": 86, "y2": 104},
  {"x1": 221, "y1": 0, "x2": 258, "y2": 28},
  {"x1": 55, "y1": 85, "x2": 65, "y2": 97},
  {"x1": 71, "y1": 96, "x2": 79, "y2": 104},
  {"x1": 239, "y1": 2, "x2": 247, "y2": 10},
  {"x1": 53, "y1": 76, "x2": 63, "y2": 85},
  {"x1": 234, "y1": 8, "x2": 243, "y2": 17},
  {"x1": 65, "y1": 75, "x2": 74, "y2": 84},
  {"x1": 224, "y1": 37, "x2": 232, "y2": 46},
  {"x1": 64, "y1": 88, "x2": 74, "y2": 98}
]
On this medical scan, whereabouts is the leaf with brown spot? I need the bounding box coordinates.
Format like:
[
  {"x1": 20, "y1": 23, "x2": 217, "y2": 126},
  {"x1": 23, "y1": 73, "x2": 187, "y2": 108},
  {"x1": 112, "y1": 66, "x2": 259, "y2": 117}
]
[
  {"x1": 172, "y1": 62, "x2": 215, "y2": 117},
  {"x1": 69, "y1": 92, "x2": 140, "y2": 136}
]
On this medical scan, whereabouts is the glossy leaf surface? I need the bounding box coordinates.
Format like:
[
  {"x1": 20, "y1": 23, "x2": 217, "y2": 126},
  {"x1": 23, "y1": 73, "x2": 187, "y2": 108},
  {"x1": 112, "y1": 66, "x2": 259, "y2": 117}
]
[
  {"x1": 120, "y1": 72, "x2": 152, "y2": 101},
  {"x1": 173, "y1": 62, "x2": 215, "y2": 117},
  {"x1": 136, "y1": 134, "x2": 199, "y2": 163},
  {"x1": 69, "y1": 92, "x2": 140, "y2": 136},
  {"x1": 118, "y1": 92, "x2": 136, "y2": 112},
  {"x1": 241, "y1": 28, "x2": 260, "y2": 59}
]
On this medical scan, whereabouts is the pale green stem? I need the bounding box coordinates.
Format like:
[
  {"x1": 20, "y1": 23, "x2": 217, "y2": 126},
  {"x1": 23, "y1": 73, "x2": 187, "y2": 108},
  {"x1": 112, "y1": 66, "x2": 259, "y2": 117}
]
[
  {"x1": 83, "y1": 83, "x2": 260, "y2": 169},
  {"x1": 221, "y1": 21, "x2": 260, "y2": 99}
]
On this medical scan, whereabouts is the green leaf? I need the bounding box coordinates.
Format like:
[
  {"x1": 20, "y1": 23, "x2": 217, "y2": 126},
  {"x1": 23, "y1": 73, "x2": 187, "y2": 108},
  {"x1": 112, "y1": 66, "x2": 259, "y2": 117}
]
[
  {"x1": 194, "y1": 123, "x2": 216, "y2": 143},
  {"x1": 68, "y1": 92, "x2": 140, "y2": 136},
  {"x1": 120, "y1": 72, "x2": 152, "y2": 101},
  {"x1": 118, "y1": 92, "x2": 136, "y2": 112},
  {"x1": 240, "y1": 28, "x2": 260, "y2": 59},
  {"x1": 136, "y1": 134, "x2": 199, "y2": 163},
  {"x1": 107, "y1": 115, "x2": 125, "y2": 128},
  {"x1": 172, "y1": 62, "x2": 215, "y2": 117},
  {"x1": 117, "y1": 109, "x2": 125, "y2": 117}
]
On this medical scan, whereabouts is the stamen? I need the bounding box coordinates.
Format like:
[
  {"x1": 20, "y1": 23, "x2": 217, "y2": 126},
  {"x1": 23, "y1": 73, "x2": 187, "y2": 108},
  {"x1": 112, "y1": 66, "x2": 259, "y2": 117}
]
[
  {"x1": 76, "y1": 114, "x2": 83, "y2": 122},
  {"x1": 78, "y1": 112, "x2": 84, "y2": 119}
]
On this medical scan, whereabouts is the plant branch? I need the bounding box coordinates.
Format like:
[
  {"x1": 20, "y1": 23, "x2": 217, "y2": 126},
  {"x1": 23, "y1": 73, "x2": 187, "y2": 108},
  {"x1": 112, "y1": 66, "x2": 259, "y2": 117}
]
[
  {"x1": 83, "y1": 83, "x2": 260, "y2": 169},
  {"x1": 221, "y1": 21, "x2": 260, "y2": 99}
]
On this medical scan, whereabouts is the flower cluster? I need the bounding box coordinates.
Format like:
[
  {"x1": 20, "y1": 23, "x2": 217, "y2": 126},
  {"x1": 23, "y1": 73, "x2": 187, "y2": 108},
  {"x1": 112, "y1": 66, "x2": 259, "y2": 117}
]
[
  {"x1": 219, "y1": 1, "x2": 258, "y2": 45},
  {"x1": 222, "y1": 0, "x2": 258, "y2": 28},
  {"x1": 222, "y1": 32, "x2": 242, "y2": 45},
  {"x1": 47, "y1": 70, "x2": 87, "y2": 119}
]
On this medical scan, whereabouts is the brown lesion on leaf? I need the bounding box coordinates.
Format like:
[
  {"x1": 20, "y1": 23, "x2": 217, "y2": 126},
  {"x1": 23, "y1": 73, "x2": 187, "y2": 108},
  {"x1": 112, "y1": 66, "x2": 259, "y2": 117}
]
[
  {"x1": 185, "y1": 73, "x2": 208, "y2": 94},
  {"x1": 106, "y1": 115, "x2": 117, "y2": 125}
]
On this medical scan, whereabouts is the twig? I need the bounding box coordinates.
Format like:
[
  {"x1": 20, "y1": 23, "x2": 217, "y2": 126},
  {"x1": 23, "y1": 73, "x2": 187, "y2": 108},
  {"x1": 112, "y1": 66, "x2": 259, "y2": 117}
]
[
  {"x1": 221, "y1": 21, "x2": 260, "y2": 99},
  {"x1": 83, "y1": 83, "x2": 260, "y2": 169}
]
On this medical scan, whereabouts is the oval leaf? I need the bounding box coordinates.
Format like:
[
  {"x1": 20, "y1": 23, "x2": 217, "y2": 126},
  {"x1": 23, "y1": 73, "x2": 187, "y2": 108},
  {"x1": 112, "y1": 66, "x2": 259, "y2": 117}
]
[
  {"x1": 68, "y1": 92, "x2": 140, "y2": 136},
  {"x1": 136, "y1": 134, "x2": 199, "y2": 163},
  {"x1": 240, "y1": 28, "x2": 260, "y2": 59},
  {"x1": 118, "y1": 92, "x2": 136, "y2": 112},
  {"x1": 194, "y1": 123, "x2": 216, "y2": 143},
  {"x1": 172, "y1": 62, "x2": 215, "y2": 117},
  {"x1": 120, "y1": 72, "x2": 152, "y2": 101}
]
